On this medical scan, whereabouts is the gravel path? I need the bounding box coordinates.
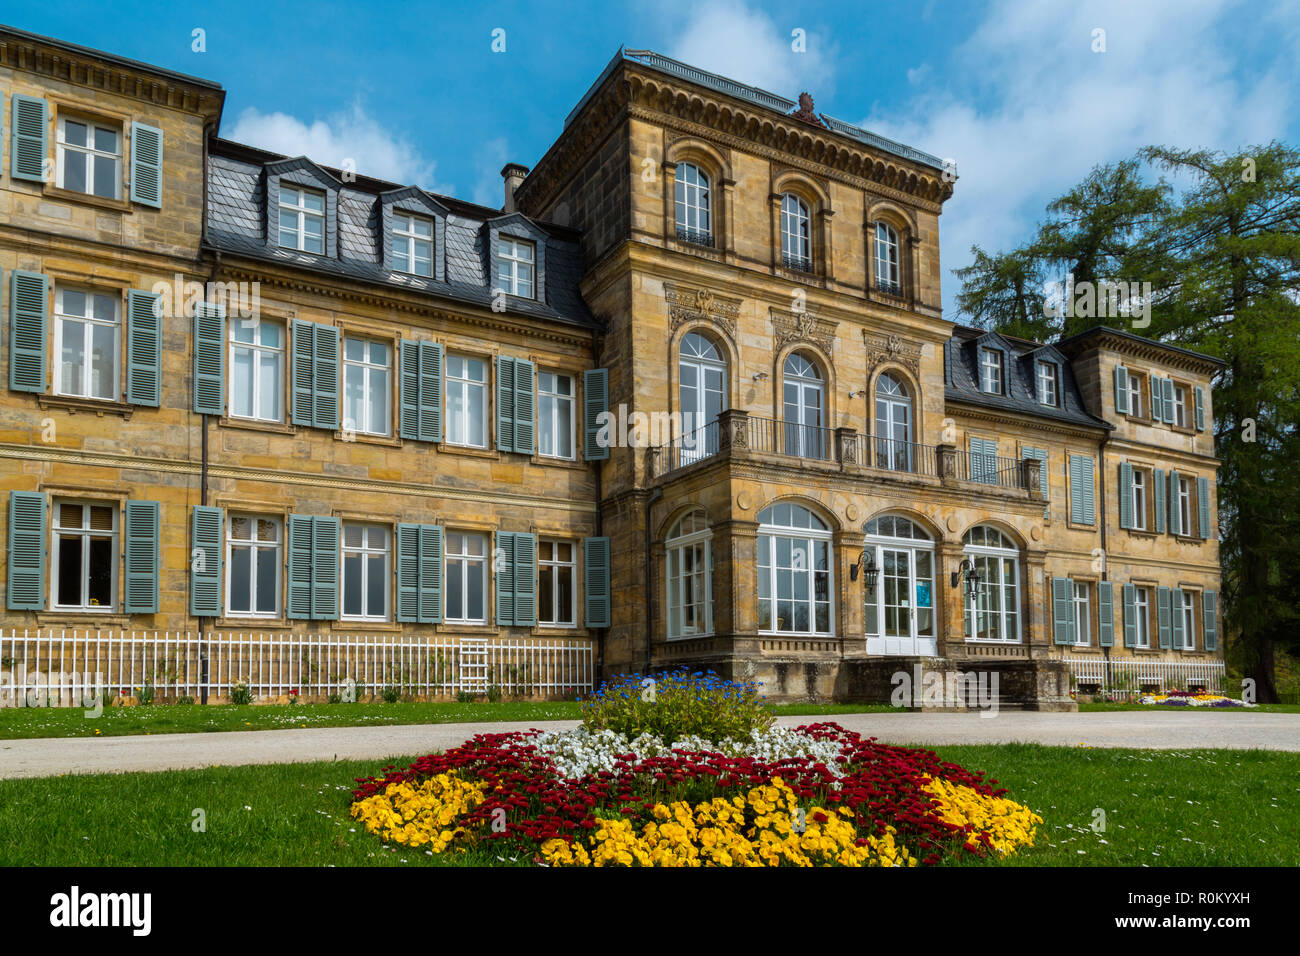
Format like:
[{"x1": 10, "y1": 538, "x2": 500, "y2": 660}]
[{"x1": 1, "y1": 711, "x2": 1296, "y2": 780}]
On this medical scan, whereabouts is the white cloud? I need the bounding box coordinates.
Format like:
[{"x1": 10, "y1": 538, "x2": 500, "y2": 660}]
[{"x1": 226, "y1": 101, "x2": 445, "y2": 191}]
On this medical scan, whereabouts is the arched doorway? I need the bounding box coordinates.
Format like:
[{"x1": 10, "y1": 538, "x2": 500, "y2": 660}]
[
  {"x1": 874, "y1": 372, "x2": 913, "y2": 471},
  {"x1": 863, "y1": 514, "x2": 936, "y2": 656},
  {"x1": 782, "y1": 352, "x2": 825, "y2": 460},
  {"x1": 963, "y1": 525, "x2": 1021, "y2": 643}
]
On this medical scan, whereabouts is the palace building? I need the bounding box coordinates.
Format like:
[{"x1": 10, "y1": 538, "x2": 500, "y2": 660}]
[{"x1": 0, "y1": 28, "x2": 1223, "y2": 706}]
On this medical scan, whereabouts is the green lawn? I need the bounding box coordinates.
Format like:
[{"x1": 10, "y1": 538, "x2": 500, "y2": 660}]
[{"x1": 1, "y1": 745, "x2": 1295, "y2": 866}]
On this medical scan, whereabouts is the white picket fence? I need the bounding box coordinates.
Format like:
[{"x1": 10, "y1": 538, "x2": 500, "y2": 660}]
[
  {"x1": 0, "y1": 628, "x2": 595, "y2": 706},
  {"x1": 1052, "y1": 654, "x2": 1227, "y2": 694}
]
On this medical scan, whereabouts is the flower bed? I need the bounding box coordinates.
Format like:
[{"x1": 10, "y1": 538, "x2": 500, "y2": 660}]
[
  {"x1": 1139, "y1": 691, "x2": 1254, "y2": 708},
  {"x1": 349, "y1": 722, "x2": 1043, "y2": 867}
]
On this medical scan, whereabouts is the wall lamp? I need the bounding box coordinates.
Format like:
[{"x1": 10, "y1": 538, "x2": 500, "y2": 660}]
[
  {"x1": 951, "y1": 559, "x2": 981, "y2": 599},
  {"x1": 850, "y1": 550, "x2": 879, "y2": 594},
  {"x1": 753, "y1": 371, "x2": 769, "y2": 382},
  {"x1": 849, "y1": 389, "x2": 868, "y2": 400}
]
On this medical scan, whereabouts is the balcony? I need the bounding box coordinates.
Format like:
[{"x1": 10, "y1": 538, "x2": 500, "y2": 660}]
[
  {"x1": 675, "y1": 225, "x2": 714, "y2": 247},
  {"x1": 782, "y1": 252, "x2": 814, "y2": 273},
  {"x1": 875, "y1": 279, "x2": 904, "y2": 298}
]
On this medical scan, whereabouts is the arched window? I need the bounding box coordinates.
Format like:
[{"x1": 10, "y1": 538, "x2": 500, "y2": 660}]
[
  {"x1": 674, "y1": 163, "x2": 712, "y2": 245},
  {"x1": 782, "y1": 352, "x2": 825, "y2": 460},
  {"x1": 863, "y1": 515, "x2": 935, "y2": 656},
  {"x1": 678, "y1": 331, "x2": 726, "y2": 462},
  {"x1": 780, "y1": 193, "x2": 812, "y2": 271},
  {"x1": 874, "y1": 221, "x2": 901, "y2": 294},
  {"x1": 962, "y1": 525, "x2": 1020, "y2": 642},
  {"x1": 874, "y1": 373, "x2": 913, "y2": 472},
  {"x1": 757, "y1": 502, "x2": 832, "y2": 635},
  {"x1": 666, "y1": 509, "x2": 713, "y2": 639}
]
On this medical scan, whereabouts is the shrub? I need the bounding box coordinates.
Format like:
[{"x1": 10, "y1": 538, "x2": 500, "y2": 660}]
[
  {"x1": 486, "y1": 684, "x2": 502, "y2": 703},
  {"x1": 327, "y1": 692, "x2": 342, "y2": 704},
  {"x1": 456, "y1": 690, "x2": 476, "y2": 703},
  {"x1": 381, "y1": 684, "x2": 400, "y2": 704},
  {"x1": 229, "y1": 681, "x2": 253, "y2": 706},
  {"x1": 136, "y1": 682, "x2": 155, "y2": 707},
  {"x1": 176, "y1": 695, "x2": 196, "y2": 706},
  {"x1": 581, "y1": 669, "x2": 772, "y2": 742}
]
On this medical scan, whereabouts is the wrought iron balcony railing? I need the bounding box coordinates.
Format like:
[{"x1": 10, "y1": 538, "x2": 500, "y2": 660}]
[{"x1": 675, "y1": 225, "x2": 714, "y2": 247}]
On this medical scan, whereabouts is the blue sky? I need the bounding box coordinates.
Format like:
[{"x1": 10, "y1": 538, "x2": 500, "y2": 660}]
[{"x1": 11, "y1": 0, "x2": 1300, "y2": 307}]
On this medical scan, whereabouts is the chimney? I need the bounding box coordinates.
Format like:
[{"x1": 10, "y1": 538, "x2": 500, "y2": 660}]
[{"x1": 501, "y1": 163, "x2": 529, "y2": 213}]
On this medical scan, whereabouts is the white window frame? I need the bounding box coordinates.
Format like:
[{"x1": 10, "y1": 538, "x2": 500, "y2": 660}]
[
  {"x1": 538, "y1": 538, "x2": 577, "y2": 628},
  {"x1": 1178, "y1": 477, "x2": 1192, "y2": 536},
  {"x1": 979, "y1": 347, "x2": 1003, "y2": 394},
  {"x1": 229, "y1": 318, "x2": 285, "y2": 423},
  {"x1": 780, "y1": 193, "x2": 812, "y2": 269},
  {"x1": 341, "y1": 523, "x2": 390, "y2": 622},
  {"x1": 1037, "y1": 361, "x2": 1059, "y2": 406},
  {"x1": 225, "y1": 514, "x2": 282, "y2": 619},
  {"x1": 757, "y1": 505, "x2": 834, "y2": 637},
  {"x1": 1132, "y1": 468, "x2": 1148, "y2": 531},
  {"x1": 1173, "y1": 386, "x2": 1188, "y2": 428},
  {"x1": 1178, "y1": 591, "x2": 1197, "y2": 649},
  {"x1": 342, "y1": 336, "x2": 391, "y2": 437},
  {"x1": 963, "y1": 527, "x2": 1021, "y2": 643},
  {"x1": 50, "y1": 500, "x2": 118, "y2": 612},
  {"x1": 1072, "y1": 581, "x2": 1091, "y2": 647},
  {"x1": 1127, "y1": 374, "x2": 1143, "y2": 418},
  {"x1": 445, "y1": 354, "x2": 488, "y2": 448},
  {"x1": 392, "y1": 211, "x2": 433, "y2": 277},
  {"x1": 863, "y1": 517, "x2": 936, "y2": 646},
  {"x1": 53, "y1": 286, "x2": 120, "y2": 401},
  {"x1": 56, "y1": 114, "x2": 121, "y2": 199},
  {"x1": 666, "y1": 511, "x2": 713, "y2": 640},
  {"x1": 1134, "y1": 587, "x2": 1151, "y2": 648},
  {"x1": 495, "y1": 236, "x2": 535, "y2": 298},
  {"x1": 278, "y1": 185, "x2": 325, "y2": 254},
  {"x1": 538, "y1": 371, "x2": 575, "y2": 460},
  {"x1": 674, "y1": 163, "x2": 711, "y2": 242},
  {"x1": 874, "y1": 222, "x2": 900, "y2": 291},
  {"x1": 444, "y1": 531, "x2": 488, "y2": 625}
]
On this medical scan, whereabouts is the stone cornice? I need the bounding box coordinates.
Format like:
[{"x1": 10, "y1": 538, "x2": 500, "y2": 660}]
[
  {"x1": 944, "y1": 399, "x2": 1109, "y2": 440},
  {"x1": 1060, "y1": 328, "x2": 1224, "y2": 377}
]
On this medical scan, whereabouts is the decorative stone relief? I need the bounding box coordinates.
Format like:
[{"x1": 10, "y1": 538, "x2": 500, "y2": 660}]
[
  {"x1": 771, "y1": 307, "x2": 838, "y2": 354},
  {"x1": 665, "y1": 282, "x2": 740, "y2": 339},
  {"x1": 863, "y1": 330, "x2": 923, "y2": 379}
]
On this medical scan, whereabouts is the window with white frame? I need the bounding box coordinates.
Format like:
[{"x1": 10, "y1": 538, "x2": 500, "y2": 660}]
[
  {"x1": 1178, "y1": 476, "x2": 1193, "y2": 536},
  {"x1": 780, "y1": 193, "x2": 812, "y2": 270},
  {"x1": 54, "y1": 287, "x2": 119, "y2": 401},
  {"x1": 342, "y1": 337, "x2": 391, "y2": 437},
  {"x1": 674, "y1": 163, "x2": 711, "y2": 244},
  {"x1": 963, "y1": 525, "x2": 1020, "y2": 642},
  {"x1": 392, "y1": 212, "x2": 433, "y2": 276},
  {"x1": 495, "y1": 236, "x2": 535, "y2": 298},
  {"x1": 445, "y1": 531, "x2": 487, "y2": 624},
  {"x1": 667, "y1": 510, "x2": 713, "y2": 639},
  {"x1": 1134, "y1": 586, "x2": 1151, "y2": 648},
  {"x1": 1177, "y1": 590, "x2": 1197, "y2": 649},
  {"x1": 341, "y1": 523, "x2": 389, "y2": 621},
  {"x1": 1173, "y1": 385, "x2": 1188, "y2": 428},
  {"x1": 874, "y1": 222, "x2": 900, "y2": 293},
  {"x1": 229, "y1": 318, "x2": 284, "y2": 422},
  {"x1": 979, "y1": 347, "x2": 1003, "y2": 394},
  {"x1": 226, "y1": 515, "x2": 281, "y2": 617},
  {"x1": 51, "y1": 500, "x2": 117, "y2": 611},
  {"x1": 57, "y1": 116, "x2": 121, "y2": 199},
  {"x1": 538, "y1": 539, "x2": 576, "y2": 627},
  {"x1": 1127, "y1": 374, "x2": 1143, "y2": 418},
  {"x1": 1037, "y1": 361, "x2": 1059, "y2": 406},
  {"x1": 278, "y1": 185, "x2": 325, "y2": 254},
  {"x1": 1132, "y1": 468, "x2": 1148, "y2": 531},
  {"x1": 1072, "y1": 581, "x2": 1091, "y2": 646},
  {"x1": 445, "y1": 354, "x2": 487, "y2": 448},
  {"x1": 538, "y1": 371, "x2": 575, "y2": 459},
  {"x1": 757, "y1": 503, "x2": 832, "y2": 635}
]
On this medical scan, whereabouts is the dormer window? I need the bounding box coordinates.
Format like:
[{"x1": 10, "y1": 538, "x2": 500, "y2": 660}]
[
  {"x1": 874, "y1": 222, "x2": 901, "y2": 296},
  {"x1": 495, "y1": 236, "x2": 535, "y2": 298},
  {"x1": 979, "y1": 347, "x2": 1003, "y2": 394},
  {"x1": 780, "y1": 194, "x2": 812, "y2": 271},
  {"x1": 279, "y1": 185, "x2": 325, "y2": 254},
  {"x1": 392, "y1": 212, "x2": 433, "y2": 277},
  {"x1": 1036, "y1": 360, "x2": 1059, "y2": 406}
]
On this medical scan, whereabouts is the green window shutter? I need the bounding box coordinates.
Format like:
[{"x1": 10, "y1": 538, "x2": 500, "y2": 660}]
[
  {"x1": 1123, "y1": 583, "x2": 1138, "y2": 648},
  {"x1": 496, "y1": 357, "x2": 516, "y2": 453},
  {"x1": 1172, "y1": 588, "x2": 1186, "y2": 649},
  {"x1": 399, "y1": 342, "x2": 418, "y2": 439},
  {"x1": 1098, "y1": 581, "x2": 1114, "y2": 647},
  {"x1": 495, "y1": 530, "x2": 516, "y2": 626},
  {"x1": 193, "y1": 301, "x2": 226, "y2": 415},
  {"x1": 1157, "y1": 586, "x2": 1172, "y2": 649},
  {"x1": 126, "y1": 289, "x2": 162, "y2": 406},
  {"x1": 1069, "y1": 455, "x2": 1095, "y2": 524},
  {"x1": 1153, "y1": 468, "x2": 1167, "y2": 533},
  {"x1": 583, "y1": 368, "x2": 610, "y2": 461},
  {"x1": 1051, "y1": 577, "x2": 1073, "y2": 645},
  {"x1": 396, "y1": 523, "x2": 420, "y2": 622},
  {"x1": 969, "y1": 436, "x2": 997, "y2": 484},
  {"x1": 513, "y1": 359, "x2": 535, "y2": 454},
  {"x1": 1119, "y1": 462, "x2": 1134, "y2": 529},
  {"x1": 123, "y1": 500, "x2": 160, "y2": 614},
  {"x1": 1202, "y1": 591, "x2": 1218, "y2": 652},
  {"x1": 418, "y1": 525, "x2": 443, "y2": 623},
  {"x1": 584, "y1": 536, "x2": 611, "y2": 627},
  {"x1": 313, "y1": 324, "x2": 340, "y2": 430},
  {"x1": 129, "y1": 122, "x2": 164, "y2": 208},
  {"x1": 10, "y1": 94, "x2": 48, "y2": 183},
  {"x1": 1194, "y1": 387, "x2": 1205, "y2": 431},
  {"x1": 286, "y1": 514, "x2": 314, "y2": 619},
  {"x1": 189, "y1": 505, "x2": 223, "y2": 617},
  {"x1": 1161, "y1": 377, "x2": 1175, "y2": 423},
  {"x1": 291, "y1": 320, "x2": 315, "y2": 427},
  {"x1": 6, "y1": 490, "x2": 46, "y2": 610},
  {"x1": 9, "y1": 270, "x2": 48, "y2": 393},
  {"x1": 1114, "y1": 365, "x2": 1129, "y2": 414},
  {"x1": 1150, "y1": 376, "x2": 1163, "y2": 421},
  {"x1": 311, "y1": 516, "x2": 340, "y2": 620},
  {"x1": 1168, "y1": 469, "x2": 1182, "y2": 535},
  {"x1": 398, "y1": 341, "x2": 443, "y2": 442},
  {"x1": 1197, "y1": 476, "x2": 1211, "y2": 540},
  {"x1": 514, "y1": 532, "x2": 537, "y2": 626}
]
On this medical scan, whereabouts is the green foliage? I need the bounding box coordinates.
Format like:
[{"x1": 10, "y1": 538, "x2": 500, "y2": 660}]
[
  {"x1": 229, "y1": 681, "x2": 253, "y2": 706},
  {"x1": 580, "y1": 669, "x2": 773, "y2": 742},
  {"x1": 381, "y1": 685, "x2": 401, "y2": 704},
  {"x1": 136, "y1": 682, "x2": 155, "y2": 707},
  {"x1": 175, "y1": 695, "x2": 196, "y2": 706}
]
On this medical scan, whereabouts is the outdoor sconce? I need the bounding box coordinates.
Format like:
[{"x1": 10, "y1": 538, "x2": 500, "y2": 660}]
[
  {"x1": 951, "y1": 559, "x2": 981, "y2": 598},
  {"x1": 753, "y1": 371, "x2": 769, "y2": 382},
  {"x1": 849, "y1": 388, "x2": 868, "y2": 400},
  {"x1": 850, "y1": 550, "x2": 879, "y2": 594}
]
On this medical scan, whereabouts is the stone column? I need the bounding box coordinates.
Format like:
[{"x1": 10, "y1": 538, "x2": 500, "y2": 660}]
[
  {"x1": 727, "y1": 518, "x2": 760, "y2": 639},
  {"x1": 717, "y1": 408, "x2": 750, "y2": 459},
  {"x1": 818, "y1": 207, "x2": 836, "y2": 284},
  {"x1": 660, "y1": 160, "x2": 677, "y2": 243},
  {"x1": 1023, "y1": 551, "x2": 1049, "y2": 658},
  {"x1": 937, "y1": 542, "x2": 968, "y2": 659},
  {"x1": 836, "y1": 529, "x2": 866, "y2": 655},
  {"x1": 721, "y1": 177, "x2": 737, "y2": 261},
  {"x1": 937, "y1": 443, "x2": 958, "y2": 486}
]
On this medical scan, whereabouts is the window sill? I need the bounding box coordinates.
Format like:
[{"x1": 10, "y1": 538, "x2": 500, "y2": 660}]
[
  {"x1": 336, "y1": 430, "x2": 401, "y2": 448},
  {"x1": 35, "y1": 611, "x2": 130, "y2": 626},
  {"x1": 337, "y1": 620, "x2": 403, "y2": 632},
  {"x1": 1124, "y1": 527, "x2": 1159, "y2": 538},
  {"x1": 757, "y1": 630, "x2": 836, "y2": 639},
  {"x1": 964, "y1": 638, "x2": 1023, "y2": 645},
  {"x1": 438, "y1": 444, "x2": 500, "y2": 461},
  {"x1": 219, "y1": 416, "x2": 297, "y2": 435},
  {"x1": 667, "y1": 632, "x2": 715, "y2": 642},
  {"x1": 37, "y1": 394, "x2": 135, "y2": 418},
  {"x1": 41, "y1": 184, "x2": 132, "y2": 213},
  {"x1": 534, "y1": 625, "x2": 584, "y2": 636},
  {"x1": 1065, "y1": 520, "x2": 1097, "y2": 532},
  {"x1": 532, "y1": 453, "x2": 585, "y2": 471},
  {"x1": 435, "y1": 623, "x2": 492, "y2": 636},
  {"x1": 214, "y1": 618, "x2": 292, "y2": 629}
]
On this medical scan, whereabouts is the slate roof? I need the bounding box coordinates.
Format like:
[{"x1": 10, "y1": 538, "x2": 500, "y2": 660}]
[
  {"x1": 204, "y1": 139, "x2": 596, "y2": 330},
  {"x1": 945, "y1": 325, "x2": 1110, "y2": 430}
]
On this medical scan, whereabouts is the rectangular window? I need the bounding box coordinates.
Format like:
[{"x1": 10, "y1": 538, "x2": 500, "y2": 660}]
[
  {"x1": 342, "y1": 523, "x2": 389, "y2": 621},
  {"x1": 230, "y1": 319, "x2": 284, "y2": 422},
  {"x1": 278, "y1": 185, "x2": 325, "y2": 254},
  {"x1": 343, "y1": 337, "x2": 391, "y2": 436},
  {"x1": 538, "y1": 371, "x2": 574, "y2": 459},
  {"x1": 1178, "y1": 477, "x2": 1192, "y2": 536},
  {"x1": 1072, "y1": 581, "x2": 1091, "y2": 646},
  {"x1": 445, "y1": 531, "x2": 487, "y2": 623},
  {"x1": 1173, "y1": 386, "x2": 1188, "y2": 428},
  {"x1": 226, "y1": 514, "x2": 281, "y2": 617},
  {"x1": 1178, "y1": 591, "x2": 1197, "y2": 649},
  {"x1": 57, "y1": 116, "x2": 121, "y2": 199},
  {"x1": 1132, "y1": 468, "x2": 1147, "y2": 531},
  {"x1": 52, "y1": 500, "x2": 117, "y2": 611},
  {"x1": 1037, "y1": 361, "x2": 1058, "y2": 406},
  {"x1": 979, "y1": 347, "x2": 1002, "y2": 394},
  {"x1": 495, "y1": 237, "x2": 535, "y2": 298},
  {"x1": 538, "y1": 539, "x2": 576, "y2": 626},
  {"x1": 446, "y1": 354, "x2": 488, "y2": 448},
  {"x1": 392, "y1": 212, "x2": 433, "y2": 276},
  {"x1": 54, "y1": 287, "x2": 119, "y2": 400},
  {"x1": 1127, "y1": 374, "x2": 1143, "y2": 418},
  {"x1": 1135, "y1": 587, "x2": 1151, "y2": 648}
]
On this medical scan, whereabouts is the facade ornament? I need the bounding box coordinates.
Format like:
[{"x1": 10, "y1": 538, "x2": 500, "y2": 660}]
[
  {"x1": 771, "y1": 307, "x2": 838, "y2": 354},
  {"x1": 863, "y1": 329, "x2": 922, "y2": 379},
  {"x1": 789, "y1": 92, "x2": 828, "y2": 129},
  {"x1": 664, "y1": 282, "x2": 740, "y2": 339}
]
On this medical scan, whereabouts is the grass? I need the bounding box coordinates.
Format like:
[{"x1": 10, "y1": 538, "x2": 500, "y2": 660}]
[{"x1": 1, "y1": 744, "x2": 1296, "y2": 866}]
